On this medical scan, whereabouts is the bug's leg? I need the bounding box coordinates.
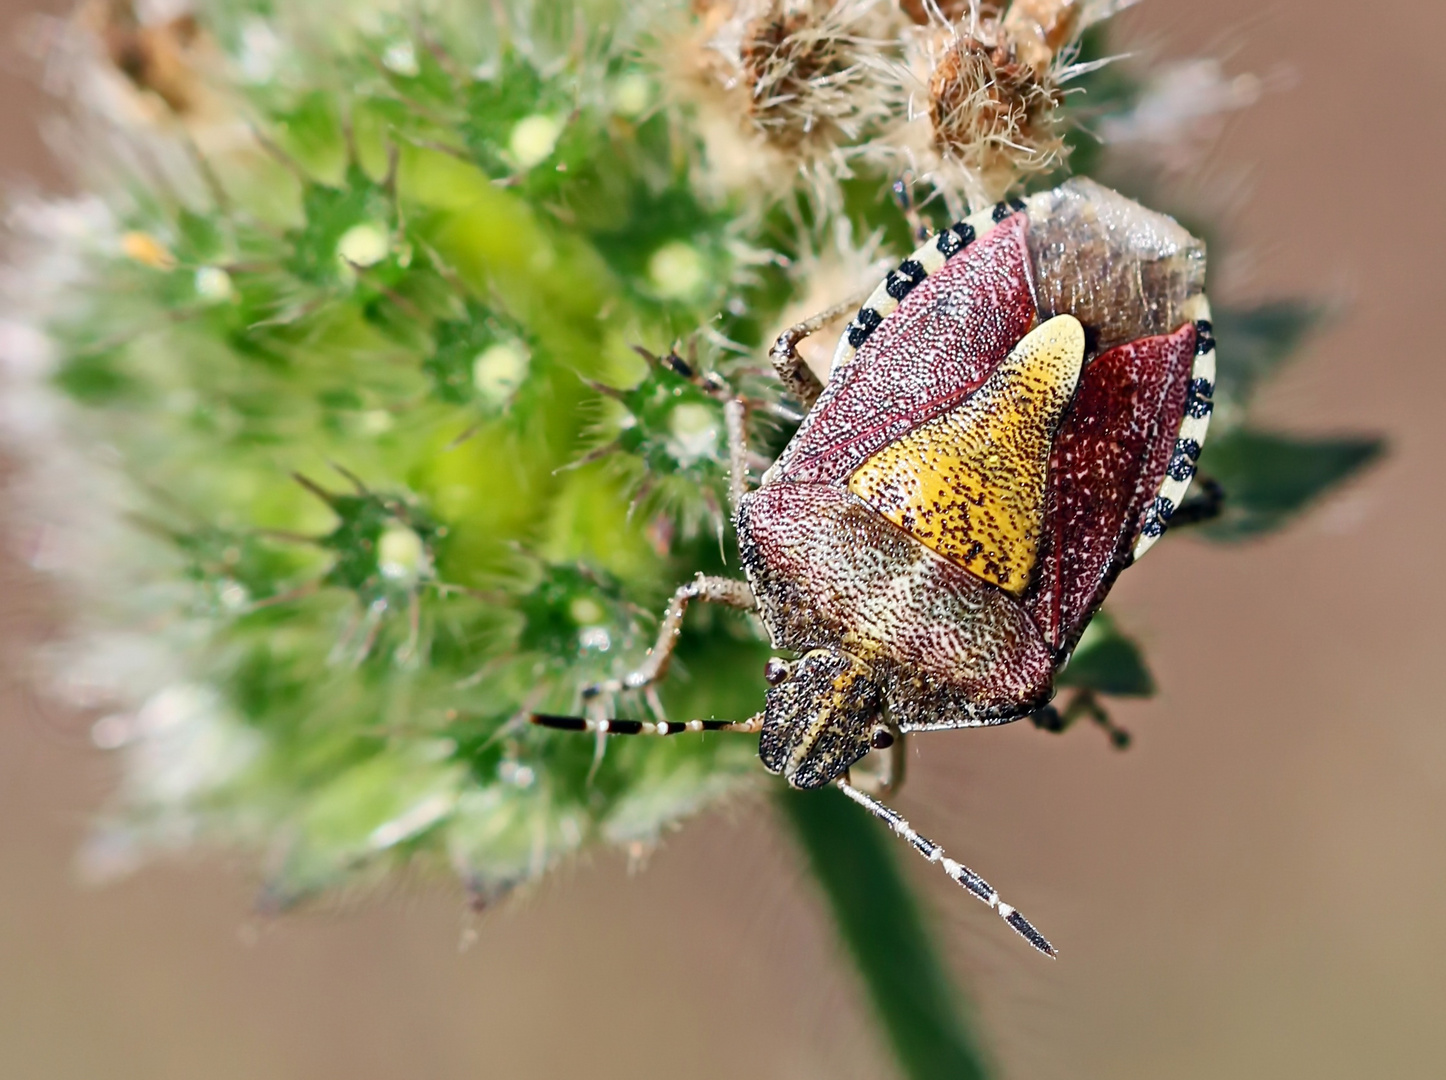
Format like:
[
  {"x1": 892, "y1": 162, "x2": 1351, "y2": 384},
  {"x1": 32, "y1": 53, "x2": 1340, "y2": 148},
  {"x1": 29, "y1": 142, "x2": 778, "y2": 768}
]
[
  {"x1": 530, "y1": 712, "x2": 764, "y2": 736},
  {"x1": 770, "y1": 292, "x2": 867, "y2": 409},
  {"x1": 846, "y1": 726, "x2": 907, "y2": 797},
  {"x1": 724, "y1": 397, "x2": 752, "y2": 513},
  {"x1": 835, "y1": 779, "x2": 1056, "y2": 957},
  {"x1": 1028, "y1": 703, "x2": 1068, "y2": 733},
  {"x1": 1030, "y1": 690, "x2": 1131, "y2": 750},
  {"x1": 631, "y1": 354, "x2": 752, "y2": 518},
  {"x1": 1072, "y1": 690, "x2": 1131, "y2": 750},
  {"x1": 584, "y1": 574, "x2": 757, "y2": 699},
  {"x1": 1166, "y1": 475, "x2": 1226, "y2": 528}
]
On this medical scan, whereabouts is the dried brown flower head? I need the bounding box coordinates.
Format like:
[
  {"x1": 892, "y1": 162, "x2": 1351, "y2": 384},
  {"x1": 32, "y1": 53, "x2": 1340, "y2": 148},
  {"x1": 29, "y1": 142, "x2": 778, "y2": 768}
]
[
  {"x1": 927, "y1": 29, "x2": 1064, "y2": 202},
  {"x1": 999, "y1": 0, "x2": 1086, "y2": 77},
  {"x1": 895, "y1": 0, "x2": 1122, "y2": 211},
  {"x1": 665, "y1": 0, "x2": 905, "y2": 209},
  {"x1": 88, "y1": 0, "x2": 204, "y2": 115},
  {"x1": 741, "y1": 6, "x2": 866, "y2": 151}
]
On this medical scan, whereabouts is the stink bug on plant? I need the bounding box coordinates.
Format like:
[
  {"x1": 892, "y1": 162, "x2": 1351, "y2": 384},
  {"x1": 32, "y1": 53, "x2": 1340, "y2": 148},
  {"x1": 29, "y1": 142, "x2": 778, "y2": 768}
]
[{"x1": 533, "y1": 179, "x2": 1216, "y2": 956}]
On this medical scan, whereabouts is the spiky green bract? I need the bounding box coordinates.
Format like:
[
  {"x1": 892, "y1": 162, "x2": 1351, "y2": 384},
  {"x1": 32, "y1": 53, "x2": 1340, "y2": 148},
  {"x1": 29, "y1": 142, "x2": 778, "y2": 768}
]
[{"x1": 23, "y1": 0, "x2": 801, "y2": 905}]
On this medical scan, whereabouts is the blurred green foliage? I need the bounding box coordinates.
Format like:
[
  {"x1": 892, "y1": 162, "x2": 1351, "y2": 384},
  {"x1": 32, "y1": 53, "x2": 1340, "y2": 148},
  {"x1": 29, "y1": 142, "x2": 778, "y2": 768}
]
[
  {"x1": 1198, "y1": 431, "x2": 1384, "y2": 540},
  {"x1": 782, "y1": 787, "x2": 991, "y2": 1080},
  {"x1": 1058, "y1": 613, "x2": 1155, "y2": 698},
  {"x1": 1212, "y1": 301, "x2": 1328, "y2": 414}
]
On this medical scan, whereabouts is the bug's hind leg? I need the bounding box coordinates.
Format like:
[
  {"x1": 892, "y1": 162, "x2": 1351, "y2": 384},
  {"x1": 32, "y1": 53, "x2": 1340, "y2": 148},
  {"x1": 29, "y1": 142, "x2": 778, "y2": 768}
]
[
  {"x1": 1030, "y1": 689, "x2": 1132, "y2": 750},
  {"x1": 583, "y1": 574, "x2": 757, "y2": 700},
  {"x1": 834, "y1": 779, "x2": 1057, "y2": 957},
  {"x1": 770, "y1": 292, "x2": 868, "y2": 409},
  {"x1": 1166, "y1": 475, "x2": 1226, "y2": 528}
]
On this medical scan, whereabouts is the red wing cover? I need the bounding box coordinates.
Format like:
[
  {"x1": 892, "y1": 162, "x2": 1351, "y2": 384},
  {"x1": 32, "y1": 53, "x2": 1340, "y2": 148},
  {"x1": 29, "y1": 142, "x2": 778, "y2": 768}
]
[
  {"x1": 779, "y1": 215, "x2": 1038, "y2": 486},
  {"x1": 1027, "y1": 323, "x2": 1198, "y2": 650}
]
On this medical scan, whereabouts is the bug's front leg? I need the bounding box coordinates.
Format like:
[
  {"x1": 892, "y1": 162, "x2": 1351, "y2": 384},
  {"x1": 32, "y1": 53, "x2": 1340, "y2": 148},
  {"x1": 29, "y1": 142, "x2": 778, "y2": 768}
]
[
  {"x1": 584, "y1": 574, "x2": 757, "y2": 700},
  {"x1": 769, "y1": 293, "x2": 865, "y2": 409},
  {"x1": 723, "y1": 397, "x2": 751, "y2": 514}
]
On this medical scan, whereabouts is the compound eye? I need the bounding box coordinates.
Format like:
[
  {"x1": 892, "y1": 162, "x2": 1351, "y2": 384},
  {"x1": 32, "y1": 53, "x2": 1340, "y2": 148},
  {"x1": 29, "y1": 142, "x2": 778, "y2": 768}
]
[
  {"x1": 870, "y1": 728, "x2": 895, "y2": 750},
  {"x1": 763, "y1": 658, "x2": 791, "y2": 686}
]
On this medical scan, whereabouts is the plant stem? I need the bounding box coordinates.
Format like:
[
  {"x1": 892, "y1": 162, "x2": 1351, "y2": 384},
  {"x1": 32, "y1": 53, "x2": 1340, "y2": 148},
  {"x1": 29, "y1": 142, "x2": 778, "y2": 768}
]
[{"x1": 778, "y1": 786, "x2": 991, "y2": 1080}]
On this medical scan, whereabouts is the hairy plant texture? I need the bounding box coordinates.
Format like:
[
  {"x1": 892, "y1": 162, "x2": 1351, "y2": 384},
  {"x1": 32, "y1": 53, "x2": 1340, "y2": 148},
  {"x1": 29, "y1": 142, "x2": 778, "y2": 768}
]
[{"x1": 889, "y1": 0, "x2": 1133, "y2": 211}]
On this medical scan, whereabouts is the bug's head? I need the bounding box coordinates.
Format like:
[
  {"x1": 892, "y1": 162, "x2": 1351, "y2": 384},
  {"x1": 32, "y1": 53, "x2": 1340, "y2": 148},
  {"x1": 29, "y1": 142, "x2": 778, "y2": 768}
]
[{"x1": 758, "y1": 649, "x2": 887, "y2": 790}]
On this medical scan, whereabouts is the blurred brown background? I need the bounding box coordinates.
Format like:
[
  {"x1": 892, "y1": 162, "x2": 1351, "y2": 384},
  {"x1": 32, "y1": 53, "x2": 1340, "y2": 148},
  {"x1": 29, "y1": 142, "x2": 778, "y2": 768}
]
[{"x1": 2, "y1": 0, "x2": 1442, "y2": 1077}]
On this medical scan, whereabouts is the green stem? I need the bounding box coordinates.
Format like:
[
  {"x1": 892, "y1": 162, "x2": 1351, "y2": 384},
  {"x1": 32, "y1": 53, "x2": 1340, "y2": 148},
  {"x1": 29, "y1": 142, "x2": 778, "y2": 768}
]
[{"x1": 778, "y1": 786, "x2": 992, "y2": 1080}]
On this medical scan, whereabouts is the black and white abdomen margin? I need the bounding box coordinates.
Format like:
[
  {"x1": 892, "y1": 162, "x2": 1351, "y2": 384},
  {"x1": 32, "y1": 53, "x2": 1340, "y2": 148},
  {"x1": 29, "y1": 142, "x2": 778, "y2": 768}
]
[{"x1": 1134, "y1": 294, "x2": 1216, "y2": 560}]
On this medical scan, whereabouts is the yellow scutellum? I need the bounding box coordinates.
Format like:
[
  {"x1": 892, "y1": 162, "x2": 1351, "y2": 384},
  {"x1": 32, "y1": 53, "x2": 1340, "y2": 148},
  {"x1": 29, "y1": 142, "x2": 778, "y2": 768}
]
[{"x1": 849, "y1": 315, "x2": 1084, "y2": 592}]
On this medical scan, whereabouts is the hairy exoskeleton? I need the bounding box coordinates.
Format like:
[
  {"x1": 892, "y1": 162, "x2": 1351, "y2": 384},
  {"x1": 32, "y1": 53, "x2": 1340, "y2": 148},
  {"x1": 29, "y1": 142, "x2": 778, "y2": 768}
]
[{"x1": 534, "y1": 181, "x2": 1222, "y2": 958}]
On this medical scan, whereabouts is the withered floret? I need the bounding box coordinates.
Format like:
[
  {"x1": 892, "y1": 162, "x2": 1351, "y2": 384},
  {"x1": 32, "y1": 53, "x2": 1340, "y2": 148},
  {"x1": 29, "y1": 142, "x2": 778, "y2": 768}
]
[{"x1": 928, "y1": 30, "x2": 1065, "y2": 198}]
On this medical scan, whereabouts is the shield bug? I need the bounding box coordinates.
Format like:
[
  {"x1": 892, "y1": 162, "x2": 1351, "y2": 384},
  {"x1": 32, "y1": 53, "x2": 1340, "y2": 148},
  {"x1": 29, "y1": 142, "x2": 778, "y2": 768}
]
[{"x1": 533, "y1": 178, "x2": 1216, "y2": 956}]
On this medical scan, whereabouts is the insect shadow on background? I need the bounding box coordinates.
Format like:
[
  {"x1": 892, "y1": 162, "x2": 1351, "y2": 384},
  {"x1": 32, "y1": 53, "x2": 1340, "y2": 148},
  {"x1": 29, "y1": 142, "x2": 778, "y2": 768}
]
[{"x1": 534, "y1": 179, "x2": 1218, "y2": 956}]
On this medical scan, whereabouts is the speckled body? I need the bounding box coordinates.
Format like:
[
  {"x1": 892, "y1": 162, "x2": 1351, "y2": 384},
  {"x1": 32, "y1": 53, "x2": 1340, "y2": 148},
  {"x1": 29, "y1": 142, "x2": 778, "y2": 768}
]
[{"x1": 739, "y1": 179, "x2": 1215, "y2": 789}]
